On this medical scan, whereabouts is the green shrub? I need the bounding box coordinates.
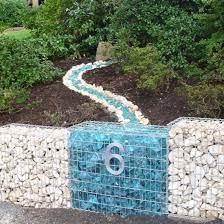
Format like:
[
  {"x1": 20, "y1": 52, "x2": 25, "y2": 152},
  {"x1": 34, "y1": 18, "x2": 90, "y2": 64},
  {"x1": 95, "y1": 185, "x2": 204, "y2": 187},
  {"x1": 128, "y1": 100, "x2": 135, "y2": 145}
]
[
  {"x1": 0, "y1": 37, "x2": 61, "y2": 89},
  {"x1": 0, "y1": 0, "x2": 28, "y2": 27},
  {"x1": 0, "y1": 37, "x2": 61, "y2": 112},
  {"x1": 21, "y1": 4, "x2": 62, "y2": 36},
  {"x1": 110, "y1": 0, "x2": 199, "y2": 71},
  {"x1": 122, "y1": 45, "x2": 175, "y2": 93},
  {"x1": 23, "y1": 0, "x2": 118, "y2": 55},
  {"x1": 181, "y1": 84, "x2": 224, "y2": 118},
  {"x1": 197, "y1": 0, "x2": 224, "y2": 80},
  {"x1": 65, "y1": 0, "x2": 118, "y2": 54},
  {"x1": 31, "y1": 34, "x2": 80, "y2": 59}
]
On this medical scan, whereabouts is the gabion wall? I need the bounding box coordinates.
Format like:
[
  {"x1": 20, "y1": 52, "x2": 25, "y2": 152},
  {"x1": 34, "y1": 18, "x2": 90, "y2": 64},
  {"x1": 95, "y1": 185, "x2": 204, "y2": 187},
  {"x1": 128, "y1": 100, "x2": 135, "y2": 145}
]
[
  {"x1": 169, "y1": 118, "x2": 224, "y2": 220},
  {"x1": 68, "y1": 122, "x2": 168, "y2": 216},
  {"x1": 0, "y1": 124, "x2": 71, "y2": 208},
  {"x1": 0, "y1": 118, "x2": 224, "y2": 221}
]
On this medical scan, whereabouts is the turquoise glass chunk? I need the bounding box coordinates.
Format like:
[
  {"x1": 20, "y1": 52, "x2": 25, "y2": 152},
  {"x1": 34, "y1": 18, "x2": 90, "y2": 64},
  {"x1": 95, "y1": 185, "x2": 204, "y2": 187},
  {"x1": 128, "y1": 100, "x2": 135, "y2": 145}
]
[{"x1": 69, "y1": 122, "x2": 169, "y2": 216}]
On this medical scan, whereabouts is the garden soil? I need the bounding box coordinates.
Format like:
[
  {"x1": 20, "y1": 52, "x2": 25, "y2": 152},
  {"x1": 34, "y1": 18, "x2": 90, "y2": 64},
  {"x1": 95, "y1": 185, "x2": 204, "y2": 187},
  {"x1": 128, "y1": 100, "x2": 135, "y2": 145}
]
[{"x1": 0, "y1": 59, "x2": 201, "y2": 126}]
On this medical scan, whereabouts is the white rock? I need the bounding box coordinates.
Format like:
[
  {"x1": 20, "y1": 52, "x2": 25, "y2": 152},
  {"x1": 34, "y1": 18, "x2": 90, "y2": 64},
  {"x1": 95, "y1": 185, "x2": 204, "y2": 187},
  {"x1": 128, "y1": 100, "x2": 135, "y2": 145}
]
[
  {"x1": 181, "y1": 200, "x2": 197, "y2": 209},
  {"x1": 190, "y1": 175, "x2": 199, "y2": 189},
  {"x1": 168, "y1": 181, "x2": 181, "y2": 190},
  {"x1": 193, "y1": 188, "x2": 202, "y2": 201},
  {"x1": 183, "y1": 186, "x2": 192, "y2": 196},
  {"x1": 169, "y1": 175, "x2": 180, "y2": 182},
  {"x1": 176, "y1": 207, "x2": 188, "y2": 216},
  {"x1": 168, "y1": 164, "x2": 179, "y2": 175},
  {"x1": 189, "y1": 208, "x2": 200, "y2": 217},
  {"x1": 194, "y1": 166, "x2": 205, "y2": 179},
  {"x1": 206, "y1": 189, "x2": 217, "y2": 205},
  {"x1": 185, "y1": 162, "x2": 196, "y2": 173},
  {"x1": 206, "y1": 210, "x2": 219, "y2": 219},
  {"x1": 174, "y1": 134, "x2": 184, "y2": 146},
  {"x1": 168, "y1": 204, "x2": 177, "y2": 213},
  {"x1": 168, "y1": 195, "x2": 182, "y2": 204},
  {"x1": 184, "y1": 137, "x2": 199, "y2": 147},
  {"x1": 181, "y1": 176, "x2": 190, "y2": 185},
  {"x1": 215, "y1": 200, "x2": 224, "y2": 208},
  {"x1": 216, "y1": 151, "x2": 224, "y2": 167},
  {"x1": 173, "y1": 158, "x2": 186, "y2": 169},
  {"x1": 190, "y1": 148, "x2": 203, "y2": 158},
  {"x1": 199, "y1": 178, "x2": 208, "y2": 191},
  {"x1": 208, "y1": 144, "x2": 224, "y2": 156}
]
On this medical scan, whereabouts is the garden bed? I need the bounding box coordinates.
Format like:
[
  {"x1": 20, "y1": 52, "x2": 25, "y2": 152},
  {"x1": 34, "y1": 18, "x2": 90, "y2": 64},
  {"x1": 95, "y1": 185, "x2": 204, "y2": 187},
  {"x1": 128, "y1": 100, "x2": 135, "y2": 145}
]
[
  {"x1": 0, "y1": 59, "x2": 116, "y2": 127},
  {"x1": 0, "y1": 59, "x2": 208, "y2": 127},
  {"x1": 84, "y1": 64, "x2": 191, "y2": 125}
]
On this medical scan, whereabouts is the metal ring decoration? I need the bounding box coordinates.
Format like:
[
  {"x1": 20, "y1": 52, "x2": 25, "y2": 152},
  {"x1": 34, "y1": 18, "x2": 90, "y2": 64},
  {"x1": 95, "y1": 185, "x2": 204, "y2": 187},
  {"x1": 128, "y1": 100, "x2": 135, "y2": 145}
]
[{"x1": 104, "y1": 143, "x2": 125, "y2": 176}]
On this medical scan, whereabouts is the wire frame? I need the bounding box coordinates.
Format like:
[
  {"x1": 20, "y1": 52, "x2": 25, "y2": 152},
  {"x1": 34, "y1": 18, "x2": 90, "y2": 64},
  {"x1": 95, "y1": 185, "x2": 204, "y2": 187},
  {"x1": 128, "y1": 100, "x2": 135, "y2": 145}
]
[
  {"x1": 68, "y1": 122, "x2": 169, "y2": 216},
  {"x1": 168, "y1": 117, "x2": 224, "y2": 219},
  {"x1": 168, "y1": 117, "x2": 224, "y2": 127},
  {"x1": 0, "y1": 123, "x2": 70, "y2": 208}
]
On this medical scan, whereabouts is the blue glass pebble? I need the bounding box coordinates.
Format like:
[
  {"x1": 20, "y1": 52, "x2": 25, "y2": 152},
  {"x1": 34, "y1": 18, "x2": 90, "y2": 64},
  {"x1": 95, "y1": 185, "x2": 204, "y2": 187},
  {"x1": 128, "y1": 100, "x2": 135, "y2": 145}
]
[{"x1": 69, "y1": 122, "x2": 168, "y2": 216}]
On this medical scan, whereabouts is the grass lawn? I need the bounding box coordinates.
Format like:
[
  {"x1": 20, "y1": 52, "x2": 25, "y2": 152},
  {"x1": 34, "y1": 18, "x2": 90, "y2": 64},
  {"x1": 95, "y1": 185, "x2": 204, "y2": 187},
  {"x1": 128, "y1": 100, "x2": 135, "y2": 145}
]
[{"x1": 1, "y1": 28, "x2": 32, "y2": 40}]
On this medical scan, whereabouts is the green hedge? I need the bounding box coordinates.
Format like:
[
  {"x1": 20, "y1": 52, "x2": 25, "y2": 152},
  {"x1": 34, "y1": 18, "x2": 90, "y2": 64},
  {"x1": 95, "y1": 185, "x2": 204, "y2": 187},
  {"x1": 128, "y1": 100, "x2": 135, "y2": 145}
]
[
  {"x1": 0, "y1": 37, "x2": 61, "y2": 111},
  {"x1": 0, "y1": 0, "x2": 28, "y2": 27},
  {"x1": 110, "y1": 0, "x2": 199, "y2": 71}
]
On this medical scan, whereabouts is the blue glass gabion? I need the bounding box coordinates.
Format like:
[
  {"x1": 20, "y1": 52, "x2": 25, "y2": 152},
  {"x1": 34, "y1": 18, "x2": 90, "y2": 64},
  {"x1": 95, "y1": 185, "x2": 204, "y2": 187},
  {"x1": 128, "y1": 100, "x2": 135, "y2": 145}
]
[{"x1": 69, "y1": 122, "x2": 169, "y2": 216}]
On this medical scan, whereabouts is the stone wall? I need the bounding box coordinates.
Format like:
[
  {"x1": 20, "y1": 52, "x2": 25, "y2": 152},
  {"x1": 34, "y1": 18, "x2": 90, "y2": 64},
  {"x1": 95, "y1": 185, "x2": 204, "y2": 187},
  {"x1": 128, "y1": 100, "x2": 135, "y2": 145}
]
[
  {"x1": 0, "y1": 119, "x2": 224, "y2": 220},
  {"x1": 168, "y1": 118, "x2": 224, "y2": 220},
  {"x1": 0, "y1": 124, "x2": 71, "y2": 208}
]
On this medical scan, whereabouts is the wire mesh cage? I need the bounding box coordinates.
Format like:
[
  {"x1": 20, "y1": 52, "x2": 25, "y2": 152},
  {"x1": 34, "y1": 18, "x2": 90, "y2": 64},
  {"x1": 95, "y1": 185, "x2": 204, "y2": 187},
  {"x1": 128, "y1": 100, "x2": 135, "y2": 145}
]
[
  {"x1": 0, "y1": 124, "x2": 70, "y2": 208},
  {"x1": 68, "y1": 122, "x2": 169, "y2": 216},
  {"x1": 168, "y1": 117, "x2": 224, "y2": 219}
]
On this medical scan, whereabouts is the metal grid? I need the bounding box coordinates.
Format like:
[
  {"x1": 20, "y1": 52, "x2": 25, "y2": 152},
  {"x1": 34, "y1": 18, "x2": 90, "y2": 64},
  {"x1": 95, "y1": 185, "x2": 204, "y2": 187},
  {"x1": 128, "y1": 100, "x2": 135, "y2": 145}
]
[
  {"x1": 0, "y1": 124, "x2": 70, "y2": 208},
  {"x1": 0, "y1": 123, "x2": 67, "y2": 138},
  {"x1": 68, "y1": 122, "x2": 169, "y2": 216},
  {"x1": 168, "y1": 117, "x2": 224, "y2": 126},
  {"x1": 168, "y1": 118, "x2": 224, "y2": 219}
]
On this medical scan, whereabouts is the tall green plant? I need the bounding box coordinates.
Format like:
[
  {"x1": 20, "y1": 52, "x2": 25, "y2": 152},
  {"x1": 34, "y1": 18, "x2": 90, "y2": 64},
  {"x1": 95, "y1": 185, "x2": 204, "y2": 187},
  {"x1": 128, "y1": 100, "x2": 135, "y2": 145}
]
[
  {"x1": 198, "y1": 0, "x2": 224, "y2": 79},
  {"x1": 0, "y1": 37, "x2": 61, "y2": 112},
  {"x1": 110, "y1": 0, "x2": 199, "y2": 70},
  {"x1": 0, "y1": 0, "x2": 28, "y2": 27},
  {"x1": 122, "y1": 45, "x2": 175, "y2": 93},
  {"x1": 23, "y1": 0, "x2": 118, "y2": 55}
]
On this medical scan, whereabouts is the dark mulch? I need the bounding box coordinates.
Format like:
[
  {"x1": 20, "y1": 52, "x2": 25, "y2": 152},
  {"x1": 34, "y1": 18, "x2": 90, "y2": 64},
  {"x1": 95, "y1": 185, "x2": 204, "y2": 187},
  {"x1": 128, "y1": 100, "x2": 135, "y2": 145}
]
[
  {"x1": 0, "y1": 59, "x2": 116, "y2": 127},
  {"x1": 84, "y1": 64, "x2": 191, "y2": 125},
  {"x1": 0, "y1": 58, "x2": 195, "y2": 127}
]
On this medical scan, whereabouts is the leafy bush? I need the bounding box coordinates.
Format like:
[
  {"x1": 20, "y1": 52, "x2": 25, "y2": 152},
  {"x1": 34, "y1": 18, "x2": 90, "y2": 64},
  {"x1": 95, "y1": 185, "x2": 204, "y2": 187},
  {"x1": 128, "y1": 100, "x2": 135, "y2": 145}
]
[
  {"x1": 21, "y1": 4, "x2": 62, "y2": 36},
  {"x1": 110, "y1": 0, "x2": 199, "y2": 70},
  {"x1": 23, "y1": 0, "x2": 118, "y2": 55},
  {"x1": 0, "y1": 37, "x2": 61, "y2": 111},
  {"x1": 65, "y1": 0, "x2": 118, "y2": 54},
  {"x1": 31, "y1": 34, "x2": 80, "y2": 59},
  {"x1": 181, "y1": 84, "x2": 224, "y2": 118},
  {"x1": 122, "y1": 45, "x2": 175, "y2": 93},
  {"x1": 0, "y1": 0, "x2": 28, "y2": 27},
  {"x1": 198, "y1": 0, "x2": 224, "y2": 80},
  {"x1": 0, "y1": 37, "x2": 61, "y2": 88}
]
